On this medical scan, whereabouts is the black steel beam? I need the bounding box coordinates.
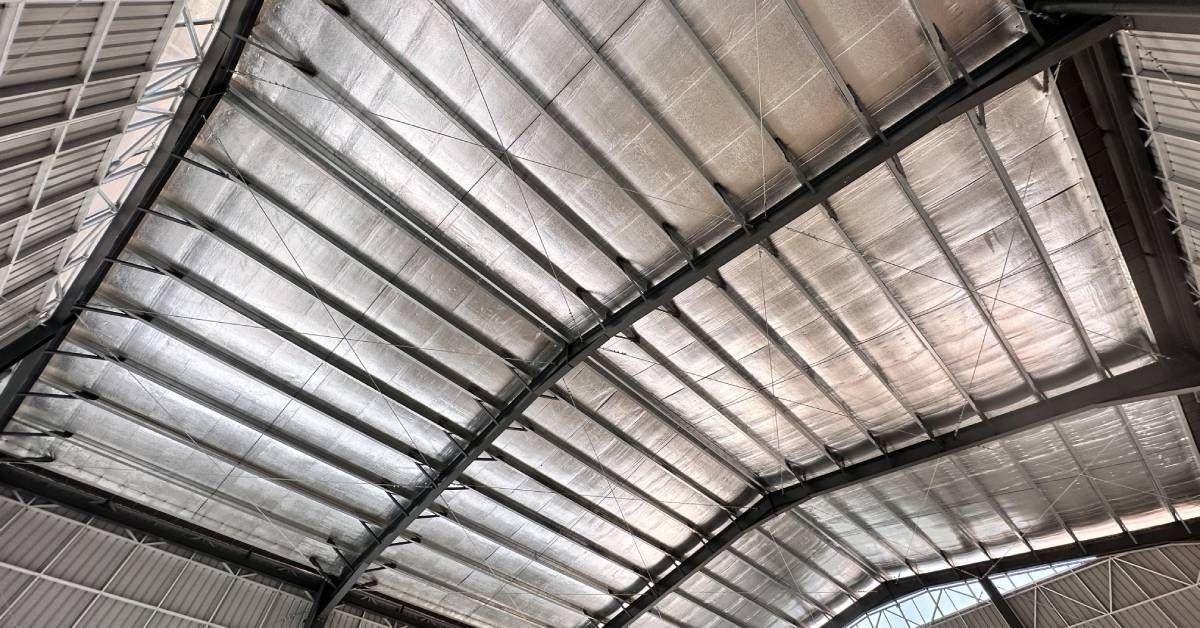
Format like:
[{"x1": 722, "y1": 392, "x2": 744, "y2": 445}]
[
  {"x1": 1061, "y1": 38, "x2": 1200, "y2": 358},
  {"x1": 980, "y1": 575, "x2": 1026, "y2": 628},
  {"x1": 305, "y1": 14, "x2": 1120, "y2": 625},
  {"x1": 1060, "y1": 36, "x2": 1200, "y2": 479},
  {"x1": 0, "y1": 324, "x2": 57, "y2": 377},
  {"x1": 0, "y1": 464, "x2": 471, "y2": 628},
  {"x1": 1035, "y1": 1, "x2": 1200, "y2": 15},
  {"x1": 601, "y1": 357, "x2": 1200, "y2": 626},
  {"x1": 822, "y1": 518, "x2": 1200, "y2": 628},
  {"x1": 1126, "y1": 14, "x2": 1200, "y2": 33},
  {"x1": 0, "y1": 0, "x2": 264, "y2": 430}
]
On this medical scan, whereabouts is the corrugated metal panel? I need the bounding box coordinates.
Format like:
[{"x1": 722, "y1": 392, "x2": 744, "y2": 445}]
[
  {"x1": 0, "y1": 0, "x2": 204, "y2": 338},
  {"x1": 932, "y1": 543, "x2": 1200, "y2": 628},
  {"x1": 0, "y1": 491, "x2": 355, "y2": 627},
  {"x1": 1122, "y1": 28, "x2": 1200, "y2": 311}
]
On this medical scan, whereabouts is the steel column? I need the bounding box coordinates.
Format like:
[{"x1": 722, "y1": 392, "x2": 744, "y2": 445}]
[{"x1": 981, "y1": 575, "x2": 1027, "y2": 628}]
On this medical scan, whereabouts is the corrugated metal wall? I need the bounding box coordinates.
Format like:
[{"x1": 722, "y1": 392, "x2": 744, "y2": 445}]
[
  {"x1": 932, "y1": 543, "x2": 1200, "y2": 627},
  {"x1": 0, "y1": 489, "x2": 394, "y2": 628}
]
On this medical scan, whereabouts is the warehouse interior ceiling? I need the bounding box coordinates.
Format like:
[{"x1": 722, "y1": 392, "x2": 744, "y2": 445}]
[{"x1": 2, "y1": 1, "x2": 1200, "y2": 627}]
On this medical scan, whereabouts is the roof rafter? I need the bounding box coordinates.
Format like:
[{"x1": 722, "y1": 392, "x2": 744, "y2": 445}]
[
  {"x1": 302, "y1": 12, "x2": 1121, "y2": 625},
  {"x1": 601, "y1": 356, "x2": 1200, "y2": 625}
]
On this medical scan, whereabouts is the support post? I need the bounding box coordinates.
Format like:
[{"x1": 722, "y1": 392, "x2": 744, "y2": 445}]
[{"x1": 980, "y1": 576, "x2": 1026, "y2": 628}]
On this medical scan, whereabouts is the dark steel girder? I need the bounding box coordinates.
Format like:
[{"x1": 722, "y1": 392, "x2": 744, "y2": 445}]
[
  {"x1": 980, "y1": 575, "x2": 1026, "y2": 628},
  {"x1": 294, "y1": 13, "x2": 1123, "y2": 624},
  {"x1": 601, "y1": 357, "x2": 1200, "y2": 626},
  {"x1": 823, "y1": 519, "x2": 1200, "y2": 628},
  {"x1": 1033, "y1": 1, "x2": 1200, "y2": 15}
]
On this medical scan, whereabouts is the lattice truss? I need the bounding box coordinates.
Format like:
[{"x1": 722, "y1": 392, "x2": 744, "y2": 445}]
[
  {"x1": 0, "y1": 0, "x2": 220, "y2": 345},
  {"x1": 1122, "y1": 27, "x2": 1200, "y2": 312},
  {"x1": 932, "y1": 543, "x2": 1200, "y2": 628}
]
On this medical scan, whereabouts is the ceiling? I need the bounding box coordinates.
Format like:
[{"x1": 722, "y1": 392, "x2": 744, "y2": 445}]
[{"x1": 1, "y1": 1, "x2": 1199, "y2": 628}]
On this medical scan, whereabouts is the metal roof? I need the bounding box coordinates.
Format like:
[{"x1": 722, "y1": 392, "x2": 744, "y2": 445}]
[
  {"x1": 1121, "y1": 26, "x2": 1200, "y2": 326},
  {"x1": 1, "y1": 1, "x2": 1199, "y2": 628},
  {"x1": 0, "y1": 484, "x2": 402, "y2": 627},
  {"x1": 0, "y1": 0, "x2": 218, "y2": 346},
  {"x1": 930, "y1": 542, "x2": 1200, "y2": 628}
]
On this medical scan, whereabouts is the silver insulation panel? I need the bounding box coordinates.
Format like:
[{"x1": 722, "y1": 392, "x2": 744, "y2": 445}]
[{"x1": 0, "y1": 1, "x2": 1194, "y2": 627}]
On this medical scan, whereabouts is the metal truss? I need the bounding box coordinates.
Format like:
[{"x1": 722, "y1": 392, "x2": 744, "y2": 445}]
[
  {"x1": 1013, "y1": 546, "x2": 1200, "y2": 628},
  {"x1": 845, "y1": 540, "x2": 1200, "y2": 628},
  {"x1": 0, "y1": 2, "x2": 200, "y2": 356},
  {"x1": 825, "y1": 519, "x2": 1200, "y2": 627},
  {"x1": 0, "y1": 0, "x2": 264, "y2": 418}
]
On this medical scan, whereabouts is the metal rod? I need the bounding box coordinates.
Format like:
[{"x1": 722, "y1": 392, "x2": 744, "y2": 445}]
[{"x1": 1035, "y1": 1, "x2": 1200, "y2": 15}]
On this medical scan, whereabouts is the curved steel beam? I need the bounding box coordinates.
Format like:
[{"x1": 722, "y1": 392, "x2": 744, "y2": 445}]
[
  {"x1": 601, "y1": 357, "x2": 1200, "y2": 625},
  {"x1": 1034, "y1": 1, "x2": 1200, "y2": 15},
  {"x1": 303, "y1": 13, "x2": 1119, "y2": 625}
]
